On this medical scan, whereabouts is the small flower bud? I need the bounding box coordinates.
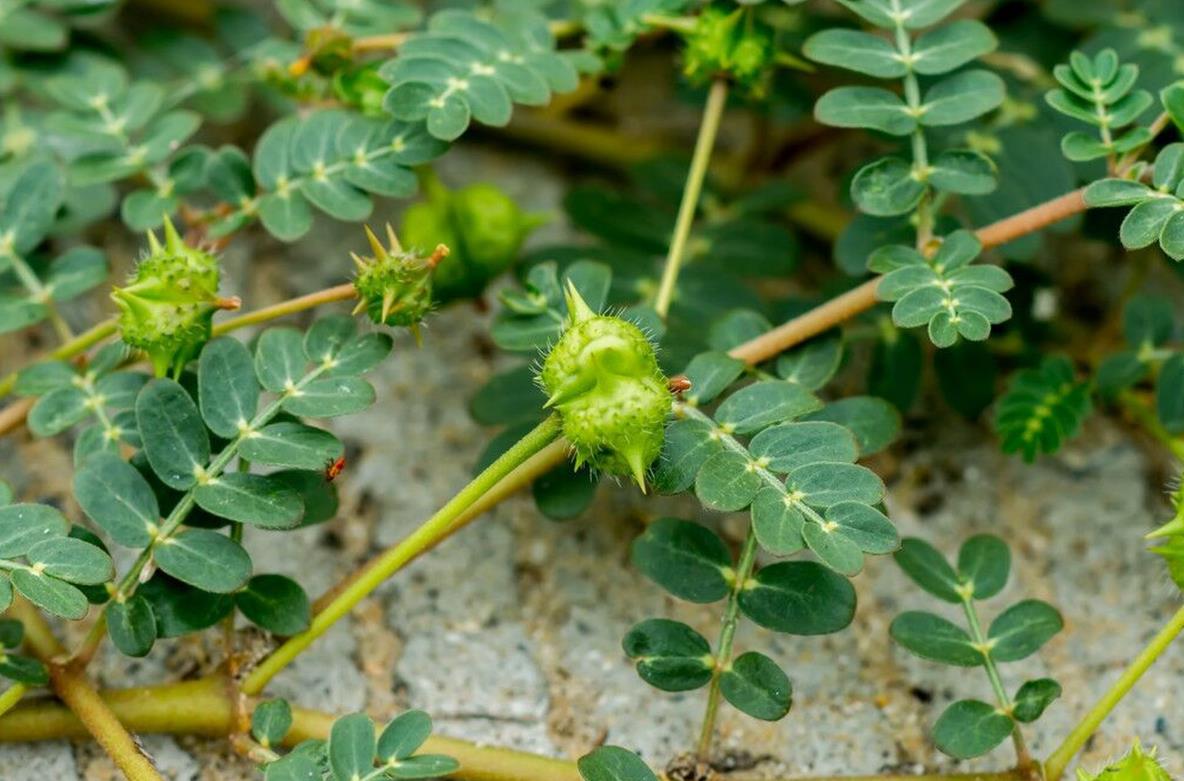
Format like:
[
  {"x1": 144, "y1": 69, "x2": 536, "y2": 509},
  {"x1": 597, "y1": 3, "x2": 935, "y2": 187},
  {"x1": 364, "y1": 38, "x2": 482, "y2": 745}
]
[
  {"x1": 401, "y1": 176, "x2": 546, "y2": 301},
  {"x1": 112, "y1": 216, "x2": 222, "y2": 377},
  {"x1": 682, "y1": 6, "x2": 775, "y2": 96},
  {"x1": 351, "y1": 223, "x2": 447, "y2": 342},
  {"x1": 538, "y1": 283, "x2": 671, "y2": 492}
]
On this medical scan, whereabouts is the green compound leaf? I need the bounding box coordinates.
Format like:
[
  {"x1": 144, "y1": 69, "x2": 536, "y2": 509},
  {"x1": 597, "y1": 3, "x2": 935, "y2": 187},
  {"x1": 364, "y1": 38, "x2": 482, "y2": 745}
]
[
  {"x1": 912, "y1": 20, "x2": 996, "y2": 75},
  {"x1": 682, "y1": 351, "x2": 746, "y2": 405},
  {"x1": 956, "y1": 534, "x2": 1010, "y2": 600},
  {"x1": 804, "y1": 396, "x2": 901, "y2": 456},
  {"x1": 281, "y1": 376, "x2": 376, "y2": 418},
  {"x1": 136, "y1": 379, "x2": 211, "y2": 491},
  {"x1": 74, "y1": 453, "x2": 159, "y2": 548},
  {"x1": 851, "y1": 156, "x2": 926, "y2": 217},
  {"x1": 0, "y1": 619, "x2": 21, "y2": 648},
  {"x1": 890, "y1": 611, "x2": 983, "y2": 666},
  {"x1": 814, "y1": 86, "x2": 916, "y2": 136},
  {"x1": 930, "y1": 149, "x2": 997, "y2": 196},
  {"x1": 198, "y1": 337, "x2": 260, "y2": 440},
  {"x1": 255, "y1": 327, "x2": 308, "y2": 392},
  {"x1": 327, "y1": 333, "x2": 394, "y2": 377},
  {"x1": 803, "y1": 29, "x2": 907, "y2": 79},
  {"x1": 749, "y1": 422, "x2": 858, "y2": 473},
  {"x1": 235, "y1": 574, "x2": 310, "y2": 635},
  {"x1": 994, "y1": 355, "x2": 1091, "y2": 462},
  {"x1": 0, "y1": 652, "x2": 49, "y2": 686},
  {"x1": 139, "y1": 575, "x2": 233, "y2": 637},
  {"x1": 1047, "y1": 48, "x2": 1152, "y2": 162},
  {"x1": 695, "y1": 450, "x2": 763, "y2": 512},
  {"x1": 380, "y1": 8, "x2": 575, "y2": 141},
  {"x1": 1157, "y1": 354, "x2": 1184, "y2": 434},
  {"x1": 328, "y1": 712, "x2": 376, "y2": 781},
  {"x1": 738, "y1": 561, "x2": 856, "y2": 635},
  {"x1": 107, "y1": 594, "x2": 157, "y2": 657},
  {"x1": 631, "y1": 518, "x2": 733, "y2": 604},
  {"x1": 0, "y1": 503, "x2": 69, "y2": 558},
  {"x1": 387, "y1": 754, "x2": 461, "y2": 779},
  {"x1": 775, "y1": 331, "x2": 843, "y2": 391},
  {"x1": 920, "y1": 70, "x2": 1005, "y2": 126},
  {"x1": 1123, "y1": 294, "x2": 1175, "y2": 347},
  {"x1": 720, "y1": 651, "x2": 792, "y2": 721},
  {"x1": 987, "y1": 599, "x2": 1064, "y2": 662},
  {"x1": 751, "y1": 487, "x2": 805, "y2": 556},
  {"x1": 0, "y1": 159, "x2": 65, "y2": 255},
  {"x1": 870, "y1": 230, "x2": 1013, "y2": 348},
  {"x1": 933, "y1": 699, "x2": 1014, "y2": 759},
  {"x1": 894, "y1": 537, "x2": 962, "y2": 603},
  {"x1": 0, "y1": 578, "x2": 10, "y2": 614},
  {"x1": 714, "y1": 381, "x2": 821, "y2": 435},
  {"x1": 27, "y1": 386, "x2": 90, "y2": 437},
  {"x1": 377, "y1": 710, "x2": 433, "y2": 762},
  {"x1": 154, "y1": 529, "x2": 252, "y2": 593},
  {"x1": 193, "y1": 473, "x2": 304, "y2": 529},
  {"x1": 239, "y1": 423, "x2": 343, "y2": 470},
  {"x1": 578, "y1": 746, "x2": 659, "y2": 781},
  {"x1": 622, "y1": 618, "x2": 714, "y2": 692},
  {"x1": 11, "y1": 569, "x2": 88, "y2": 619},
  {"x1": 24, "y1": 537, "x2": 113, "y2": 585},
  {"x1": 252, "y1": 699, "x2": 294, "y2": 748},
  {"x1": 1012, "y1": 678, "x2": 1062, "y2": 723}
]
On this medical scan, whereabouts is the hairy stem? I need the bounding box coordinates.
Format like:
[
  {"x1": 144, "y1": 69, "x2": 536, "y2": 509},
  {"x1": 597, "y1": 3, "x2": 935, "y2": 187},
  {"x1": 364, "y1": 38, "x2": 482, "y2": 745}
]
[
  {"x1": 242, "y1": 415, "x2": 563, "y2": 695},
  {"x1": 961, "y1": 598, "x2": 1033, "y2": 772},
  {"x1": 8, "y1": 598, "x2": 163, "y2": 781},
  {"x1": 1043, "y1": 603, "x2": 1184, "y2": 781},
  {"x1": 0, "y1": 674, "x2": 1027, "y2": 781},
  {"x1": 0, "y1": 684, "x2": 27, "y2": 718},
  {"x1": 212, "y1": 282, "x2": 357, "y2": 335},
  {"x1": 696, "y1": 524, "x2": 759, "y2": 760},
  {"x1": 654, "y1": 77, "x2": 730, "y2": 319},
  {"x1": 1117, "y1": 391, "x2": 1184, "y2": 461}
]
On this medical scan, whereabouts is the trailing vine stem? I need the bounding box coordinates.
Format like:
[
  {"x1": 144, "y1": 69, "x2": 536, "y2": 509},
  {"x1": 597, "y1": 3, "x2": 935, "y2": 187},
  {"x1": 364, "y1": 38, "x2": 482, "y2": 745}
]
[
  {"x1": 696, "y1": 525, "x2": 759, "y2": 760},
  {"x1": 888, "y1": 0, "x2": 935, "y2": 250},
  {"x1": 240, "y1": 414, "x2": 563, "y2": 695},
  {"x1": 654, "y1": 77, "x2": 730, "y2": 319},
  {"x1": 7, "y1": 598, "x2": 164, "y2": 781},
  {"x1": 959, "y1": 594, "x2": 1034, "y2": 772},
  {"x1": 1043, "y1": 603, "x2": 1184, "y2": 781},
  {"x1": 0, "y1": 673, "x2": 1028, "y2": 781}
]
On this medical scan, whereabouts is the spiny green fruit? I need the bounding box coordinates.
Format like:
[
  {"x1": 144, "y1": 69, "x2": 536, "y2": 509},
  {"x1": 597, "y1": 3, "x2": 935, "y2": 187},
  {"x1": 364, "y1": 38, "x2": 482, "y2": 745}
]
[
  {"x1": 1075, "y1": 741, "x2": 1172, "y2": 781},
  {"x1": 351, "y1": 223, "x2": 446, "y2": 343},
  {"x1": 539, "y1": 283, "x2": 671, "y2": 491},
  {"x1": 401, "y1": 174, "x2": 547, "y2": 301},
  {"x1": 683, "y1": 5, "x2": 775, "y2": 96},
  {"x1": 112, "y1": 216, "x2": 226, "y2": 378},
  {"x1": 1147, "y1": 474, "x2": 1184, "y2": 591}
]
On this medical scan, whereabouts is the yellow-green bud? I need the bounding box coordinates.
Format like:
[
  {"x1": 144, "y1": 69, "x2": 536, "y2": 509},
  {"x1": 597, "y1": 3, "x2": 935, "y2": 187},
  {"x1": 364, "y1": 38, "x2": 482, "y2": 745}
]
[
  {"x1": 1076, "y1": 742, "x2": 1172, "y2": 781},
  {"x1": 112, "y1": 216, "x2": 223, "y2": 377},
  {"x1": 351, "y1": 223, "x2": 446, "y2": 342},
  {"x1": 683, "y1": 6, "x2": 775, "y2": 96},
  {"x1": 539, "y1": 283, "x2": 671, "y2": 491},
  {"x1": 401, "y1": 176, "x2": 546, "y2": 301}
]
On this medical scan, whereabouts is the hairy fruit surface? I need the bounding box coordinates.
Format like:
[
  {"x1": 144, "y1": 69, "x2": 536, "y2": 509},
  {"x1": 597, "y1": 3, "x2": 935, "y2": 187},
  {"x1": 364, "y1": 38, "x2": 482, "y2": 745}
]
[{"x1": 539, "y1": 283, "x2": 670, "y2": 491}]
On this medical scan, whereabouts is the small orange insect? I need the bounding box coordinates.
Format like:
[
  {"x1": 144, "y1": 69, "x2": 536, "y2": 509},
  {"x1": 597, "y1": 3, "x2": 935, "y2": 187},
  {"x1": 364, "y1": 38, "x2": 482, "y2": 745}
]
[
  {"x1": 324, "y1": 455, "x2": 346, "y2": 482},
  {"x1": 667, "y1": 375, "x2": 693, "y2": 396}
]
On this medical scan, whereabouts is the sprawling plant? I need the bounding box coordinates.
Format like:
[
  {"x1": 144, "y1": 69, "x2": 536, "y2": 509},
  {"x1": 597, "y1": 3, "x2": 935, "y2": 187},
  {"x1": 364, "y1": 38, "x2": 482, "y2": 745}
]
[{"x1": 1, "y1": 2, "x2": 1183, "y2": 781}]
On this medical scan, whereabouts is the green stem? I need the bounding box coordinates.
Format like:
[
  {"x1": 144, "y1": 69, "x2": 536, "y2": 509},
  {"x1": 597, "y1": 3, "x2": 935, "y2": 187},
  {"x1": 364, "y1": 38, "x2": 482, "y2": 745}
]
[
  {"x1": 696, "y1": 524, "x2": 759, "y2": 761},
  {"x1": 241, "y1": 414, "x2": 563, "y2": 695},
  {"x1": 1117, "y1": 391, "x2": 1184, "y2": 460},
  {"x1": 0, "y1": 684, "x2": 27, "y2": 718},
  {"x1": 1044, "y1": 603, "x2": 1184, "y2": 781},
  {"x1": 654, "y1": 77, "x2": 729, "y2": 319},
  {"x1": 2, "y1": 249, "x2": 74, "y2": 342},
  {"x1": 889, "y1": 0, "x2": 933, "y2": 250},
  {"x1": 961, "y1": 598, "x2": 1033, "y2": 772}
]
